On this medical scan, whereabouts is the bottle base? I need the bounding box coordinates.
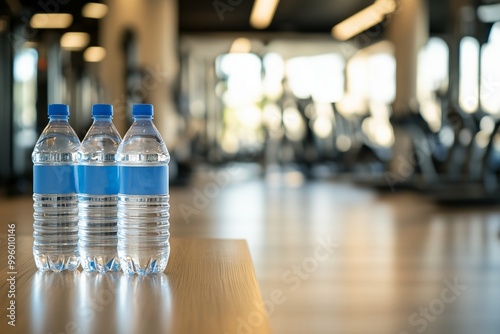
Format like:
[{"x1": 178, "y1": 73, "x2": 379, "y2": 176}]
[
  {"x1": 33, "y1": 253, "x2": 80, "y2": 272},
  {"x1": 80, "y1": 255, "x2": 120, "y2": 273},
  {"x1": 118, "y1": 254, "x2": 169, "y2": 276}
]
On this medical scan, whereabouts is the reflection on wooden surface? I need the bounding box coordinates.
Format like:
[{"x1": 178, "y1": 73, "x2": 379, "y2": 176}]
[{"x1": 0, "y1": 237, "x2": 271, "y2": 334}]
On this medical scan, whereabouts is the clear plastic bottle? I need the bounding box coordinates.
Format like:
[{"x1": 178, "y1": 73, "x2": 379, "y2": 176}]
[
  {"x1": 77, "y1": 104, "x2": 122, "y2": 273},
  {"x1": 116, "y1": 104, "x2": 170, "y2": 275},
  {"x1": 32, "y1": 104, "x2": 80, "y2": 271}
]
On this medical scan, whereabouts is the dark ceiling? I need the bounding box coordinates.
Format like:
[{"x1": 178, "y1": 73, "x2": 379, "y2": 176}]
[
  {"x1": 0, "y1": 0, "x2": 454, "y2": 35},
  {"x1": 180, "y1": 0, "x2": 375, "y2": 33},
  {"x1": 179, "y1": 0, "x2": 452, "y2": 34}
]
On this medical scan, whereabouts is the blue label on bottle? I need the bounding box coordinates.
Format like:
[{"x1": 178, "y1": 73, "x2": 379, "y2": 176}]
[
  {"x1": 77, "y1": 165, "x2": 119, "y2": 195},
  {"x1": 33, "y1": 165, "x2": 77, "y2": 194},
  {"x1": 119, "y1": 165, "x2": 169, "y2": 195}
]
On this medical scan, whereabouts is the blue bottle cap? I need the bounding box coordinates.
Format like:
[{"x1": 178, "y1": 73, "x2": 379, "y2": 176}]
[
  {"x1": 48, "y1": 104, "x2": 69, "y2": 116},
  {"x1": 132, "y1": 104, "x2": 154, "y2": 117},
  {"x1": 92, "y1": 104, "x2": 113, "y2": 117}
]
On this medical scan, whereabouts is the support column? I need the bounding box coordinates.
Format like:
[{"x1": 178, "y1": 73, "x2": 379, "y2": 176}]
[
  {"x1": 386, "y1": 0, "x2": 429, "y2": 183},
  {"x1": 100, "y1": 0, "x2": 179, "y2": 147},
  {"x1": 387, "y1": 0, "x2": 429, "y2": 117}
]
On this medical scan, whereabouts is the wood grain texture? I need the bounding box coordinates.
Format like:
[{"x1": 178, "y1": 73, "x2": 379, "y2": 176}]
[{"x1": 0, "y1": 236, "x2": 272, "y2": 334}]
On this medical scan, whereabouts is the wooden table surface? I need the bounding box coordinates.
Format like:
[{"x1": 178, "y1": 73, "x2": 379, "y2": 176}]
[
  {"x1": 0, "y1": 236, "x2": 272, "y2": 334},
  {"x1": 2, "y1": 178, "x2": 500, "y2": 334}
]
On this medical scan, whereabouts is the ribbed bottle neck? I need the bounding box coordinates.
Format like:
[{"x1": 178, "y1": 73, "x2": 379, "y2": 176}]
[
  {"x1": 49, "y1": 116, "x2": 69, "y2": 122},
  {"x1": 133, "y1": 116, "x2": 153, "y2": 121},
  {"x1": 93, "y1": 116, "x2": 113, "y2": 122}
]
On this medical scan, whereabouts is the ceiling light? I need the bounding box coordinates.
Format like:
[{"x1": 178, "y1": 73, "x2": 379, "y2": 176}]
[
  {"x1": 250, "y1": 0, "x2": 280, "y2": 29},
  {"x1": 478, "y1": 3, "x2": 500, "y2": 23},
  {"x1": 230, "y1": 38, "x2": 252, "y2": 53},
  {"x1": 82, "y1": 3, "x2": 108, "y2": 19},
  {"x1": 60, "y1": 32, "x2": 90, "y2": 51},
  {"x1": 332, "y1": 0, "x2": 396, "y2": 41},
  {"x1": 30, "y1": 13, "x2": 73, "y2": 29},
  {"x1": 84, "y1": 46, "x2": 106, "y2": 62}
]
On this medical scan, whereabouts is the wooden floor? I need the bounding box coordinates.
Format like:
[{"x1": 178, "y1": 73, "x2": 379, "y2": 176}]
[{"x1": 1, "y1": 177, "x2": 500, "y2": 334}]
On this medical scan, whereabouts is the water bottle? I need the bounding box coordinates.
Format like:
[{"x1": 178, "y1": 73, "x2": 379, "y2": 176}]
[
  {"x1": 77, "y1": 104, "x2": 122, "y2": 273},
  {"x1": 117, "y1": 104, "x2": 170, "y2": 275},
  {"x1": 32, "y1": 104, "x2": 80, "y2": 271}
]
